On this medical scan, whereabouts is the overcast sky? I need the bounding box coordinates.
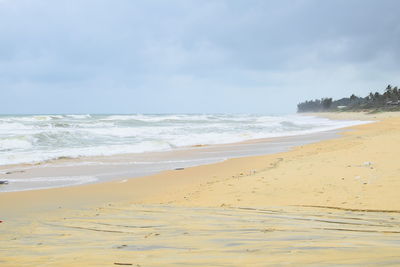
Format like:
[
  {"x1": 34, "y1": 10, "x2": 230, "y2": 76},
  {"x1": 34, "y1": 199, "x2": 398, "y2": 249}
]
[{"x1": 1, "y1": 0, "x2": 400, "y2": 114}]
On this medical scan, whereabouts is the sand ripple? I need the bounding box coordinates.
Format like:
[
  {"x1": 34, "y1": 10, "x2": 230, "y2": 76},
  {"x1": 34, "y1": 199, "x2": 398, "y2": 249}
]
[{"x1": 1, "y1": 205, "x2": 400, "y2": 266}]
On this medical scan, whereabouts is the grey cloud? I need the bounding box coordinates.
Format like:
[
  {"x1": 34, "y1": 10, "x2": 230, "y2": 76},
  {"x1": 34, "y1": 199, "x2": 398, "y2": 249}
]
[{"x1": 1, "y1": 0, "x2": 400, "y2": 114}]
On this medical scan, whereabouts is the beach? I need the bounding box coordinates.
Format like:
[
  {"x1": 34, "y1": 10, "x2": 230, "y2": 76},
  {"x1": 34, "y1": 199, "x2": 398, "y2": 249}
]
[{"x1": 1, "y1": 112, "x2": 400, "y2": 266}]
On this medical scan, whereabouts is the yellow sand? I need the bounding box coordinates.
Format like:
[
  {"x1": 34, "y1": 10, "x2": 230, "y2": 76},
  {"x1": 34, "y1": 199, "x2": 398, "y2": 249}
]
[{"x1": 1, "y1": 112, "x2": 400, "y2": 266}]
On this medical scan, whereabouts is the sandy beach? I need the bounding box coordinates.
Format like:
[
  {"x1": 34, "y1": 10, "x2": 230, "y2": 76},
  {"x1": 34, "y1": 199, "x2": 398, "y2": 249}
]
[{"x1": 1, "y1": 112, "x2": 400, "y2": 266}]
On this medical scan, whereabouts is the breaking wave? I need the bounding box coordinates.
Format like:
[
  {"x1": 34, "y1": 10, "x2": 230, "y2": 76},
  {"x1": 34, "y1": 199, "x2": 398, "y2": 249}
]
[{"x1": 0, "y1": 114, "x2": 370, "y2": 165}]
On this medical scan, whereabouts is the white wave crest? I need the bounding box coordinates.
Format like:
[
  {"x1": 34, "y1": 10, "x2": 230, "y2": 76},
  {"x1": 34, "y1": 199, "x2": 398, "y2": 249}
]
[
  {"x1": 0, "y1": 137, "x2": 33, "y2": 150},
  {"x1": 0, "y1": 114, "x2": 372, "y2": 166}
]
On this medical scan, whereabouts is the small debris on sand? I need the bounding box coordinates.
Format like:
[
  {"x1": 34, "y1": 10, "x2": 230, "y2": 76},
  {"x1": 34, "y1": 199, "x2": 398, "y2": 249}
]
[{"x1": 5, "y1": 170, "x2": 25, "y2": 175}]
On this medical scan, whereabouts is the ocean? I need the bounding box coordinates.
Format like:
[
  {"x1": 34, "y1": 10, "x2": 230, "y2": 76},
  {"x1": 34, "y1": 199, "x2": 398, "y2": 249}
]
[
  {"x1": 0, "y1": 114, "x2": 368, "y2": 166},
  {"x1": 0, "y1": 114, "x2": 370, "y2": 192}
]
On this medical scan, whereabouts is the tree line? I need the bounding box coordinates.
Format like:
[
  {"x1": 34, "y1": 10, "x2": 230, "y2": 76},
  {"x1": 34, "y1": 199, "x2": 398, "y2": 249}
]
[{"x1": 297, "y1": 85, "x2": 400, "y2": 112}]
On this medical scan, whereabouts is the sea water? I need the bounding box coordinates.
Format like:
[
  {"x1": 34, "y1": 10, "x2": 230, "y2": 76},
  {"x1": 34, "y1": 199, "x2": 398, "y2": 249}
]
[
  {"x1": 0, "y1": 114, "x2": 368, "y2": 166},
  {"x1": 0, "y1": 114, "x2": 371, "y2": 192}
]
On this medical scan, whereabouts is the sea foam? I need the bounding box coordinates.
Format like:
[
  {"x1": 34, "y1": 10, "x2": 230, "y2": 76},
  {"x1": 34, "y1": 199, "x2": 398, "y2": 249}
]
[{"x1": 0, "y1": 114, "x2": 370, "y2": 166}]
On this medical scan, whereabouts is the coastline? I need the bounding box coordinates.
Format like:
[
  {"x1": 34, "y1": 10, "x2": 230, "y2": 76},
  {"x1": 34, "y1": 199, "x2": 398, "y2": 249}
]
[
  {"x1": 0, "y1": 114, "x2": 368, "y2": 212},
  {"x1": 306, "y1": 110, "x2": 400, "y2": 120},
  {"x1": 0, "y1": 113, "x2": 357, "y2": 168},
  {"x1": 1, "y1": 112, "x2": 370, "y2": 193},
  {"x1": 1, "y1": 111, "x2": 400, "y2": 266},
  {"x1": 0, "y1": 128, "x2": 345, "y2": 193}
]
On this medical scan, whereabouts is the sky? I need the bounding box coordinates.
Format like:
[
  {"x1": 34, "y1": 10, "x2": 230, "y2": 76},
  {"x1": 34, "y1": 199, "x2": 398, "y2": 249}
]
[{"x1": 1, "y1": 0, "x2": 400, "y2": 114}]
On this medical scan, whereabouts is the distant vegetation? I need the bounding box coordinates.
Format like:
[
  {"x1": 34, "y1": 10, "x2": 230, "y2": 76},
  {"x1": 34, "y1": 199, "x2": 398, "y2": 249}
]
[{"x1": 297, "y1": 85, "x2": 400, "y2": 113}]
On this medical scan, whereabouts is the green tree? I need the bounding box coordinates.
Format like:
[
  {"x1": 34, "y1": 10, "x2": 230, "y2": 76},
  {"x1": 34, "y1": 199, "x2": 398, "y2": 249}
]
[
  {"x1": 369, "y1": 92, "x2": 374, "y2": 101},
  {"x1": 322, "y1": 98, "x2": 332, "y2": 109}
]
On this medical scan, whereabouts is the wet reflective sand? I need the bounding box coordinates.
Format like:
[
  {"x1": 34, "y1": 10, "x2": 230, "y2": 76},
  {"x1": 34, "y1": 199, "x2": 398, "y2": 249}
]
[
  {"x1": 1, "y1": 204, "x2": 400, "y2": 266},
  {"x1": 0, "y1": 130, "x2": 340, "y2": 193}
]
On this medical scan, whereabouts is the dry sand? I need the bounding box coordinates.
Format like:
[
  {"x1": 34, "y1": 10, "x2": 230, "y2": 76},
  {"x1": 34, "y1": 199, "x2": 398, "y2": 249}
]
[{"x1": 1, "y1": 112, "x2": 400, "y2": 266}]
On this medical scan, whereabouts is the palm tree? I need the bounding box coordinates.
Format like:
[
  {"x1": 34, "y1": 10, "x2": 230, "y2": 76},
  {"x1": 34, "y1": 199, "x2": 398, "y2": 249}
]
[{"x1": 369, "y1": 92, "x2": 374, "y2": 101}]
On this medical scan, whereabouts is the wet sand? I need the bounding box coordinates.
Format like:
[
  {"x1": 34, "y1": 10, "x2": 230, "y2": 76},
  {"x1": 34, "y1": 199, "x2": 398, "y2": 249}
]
[
  {"x1": 0, "y1": 130, "x2": 342, "y2": 193},
  {"x1": 2, "y1": 204, "x2": 400, "y2": 266},
  {"x1": 1, "y1": 112, "x2": 400, "y2": 266}
]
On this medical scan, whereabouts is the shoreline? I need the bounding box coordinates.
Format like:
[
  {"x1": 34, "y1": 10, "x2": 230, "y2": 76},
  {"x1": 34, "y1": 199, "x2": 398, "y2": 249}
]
[
  {"x1": 0, "y1": 130, "x2": 346, "y2": 217},
  {"x1": 0, "y1": 112, "x2": 386, "y2": 215},
  {"x1": 2, "y1": 111, "x2": 400, "y2": 266},
  {"x1": 0, "y1": 114, "x2": 370, "y2": 193},
  {"x1": 0, "y1": 113, "x2": 369, "y2": 168},
  {"x1": 0, "y1": 130, "x2": 343, "y2": 193}
]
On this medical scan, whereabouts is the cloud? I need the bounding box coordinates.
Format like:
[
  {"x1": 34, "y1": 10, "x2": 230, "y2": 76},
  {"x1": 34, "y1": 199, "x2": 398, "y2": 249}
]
[{"x1": 1, "y1": 0, "x2": 400, "y2": 113}]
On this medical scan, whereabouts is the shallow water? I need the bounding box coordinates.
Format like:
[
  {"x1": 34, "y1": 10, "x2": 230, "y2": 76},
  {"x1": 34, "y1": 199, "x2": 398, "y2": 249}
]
[
  {"x1": 1, "y1": 204, "x2": 399, "y2": 266},
  {"x1": 0, "y1": 130, "x2": 341, "y2": 192}
]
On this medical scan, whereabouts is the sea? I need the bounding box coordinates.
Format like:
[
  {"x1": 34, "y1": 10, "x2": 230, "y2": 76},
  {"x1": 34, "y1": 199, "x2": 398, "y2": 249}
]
[{"x1": 0, "y1": 114, "x2": 371, "y2": 192}]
